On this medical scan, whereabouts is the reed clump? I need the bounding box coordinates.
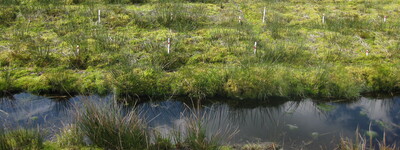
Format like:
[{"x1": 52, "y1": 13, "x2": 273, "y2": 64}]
[
  {"x1": 55, "y1": 99, "x2": 236, "y2": 149},
  {"x1": 75, "y1": 99, "x2": 148, "y2": 149},
  {"x1": 0, "y1": 128, "x2": 43, "y2": 150},
  {"x1": 55, "y1": 124, "x2": 85, "y2": 148},
  {"x1": 181, "y1": 114, "x2": 222, "y2": 150},
  {"x1": 337, "y1": 130, "x2": 397, "y2": 150}
]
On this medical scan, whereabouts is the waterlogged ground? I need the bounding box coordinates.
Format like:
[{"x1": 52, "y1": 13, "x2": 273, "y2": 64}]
[{"x1": 1, "y1": 93, "x2": 399, "y2": 149}]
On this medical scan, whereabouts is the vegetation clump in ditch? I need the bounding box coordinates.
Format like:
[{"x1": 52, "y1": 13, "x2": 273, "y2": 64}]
[
  {"x1": 55, "y1": 99, "x2": 237, "y2": 149},
  {"x1": 75, "y1": 100, "x2": 148, "y2": 149}
]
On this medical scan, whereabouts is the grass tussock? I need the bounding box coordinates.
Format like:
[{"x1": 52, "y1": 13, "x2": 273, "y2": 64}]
[
  {"x1": 0, "y1": 128, "x2": 43, "y2": 150},
  {"x1": 336, "y1": 127, "x2": 397, "y2": 150},
  {"x1": 56, "y1": 124, "x2": 85, "y2": 148},
  {"x1": 54, "y1": 99, "x2": 237, "y2": 149},
  {"x1": 149, "y1": 131, "x2": 174, "y2": 150},
  {"x1": 179, "y1": 113, "x2": 221, "y2": 150},
  {"x1": 75, "y1": 99, "x2": 148, "y2": 149},
  {"x1": 170, "y1": 103, "x2": 239, "y2": 150}
]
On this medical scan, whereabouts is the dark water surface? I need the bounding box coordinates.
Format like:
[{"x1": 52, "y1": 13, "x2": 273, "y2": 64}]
[{"x1": 1, "y1": 93, "x2": 399, "y2": 149}]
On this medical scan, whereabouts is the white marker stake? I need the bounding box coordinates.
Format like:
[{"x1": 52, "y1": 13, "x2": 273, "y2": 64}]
[
  {"x1": 384, "y1": 16, "x2": 387, "y2": 22},
  {"x1": 239, "y1": 16, "x2": 242, "y2": 24},
  {"x1": 262, "y1": 7, "x2": 266, "y2": 23},
  {"x1": 76, "y1": 45, "x2": 80, "y2": 56},
  {"x1": 98, "y1": 10, "x2": 101, "y2": 23},
  {"x1": 366, "y1": 50, "x2": 369, "y2": 56},
  {"x1": 253, "y1": 42, "x2": 257, "y2": 54},
  {"x1": 322, "y1": 14, "x2": 325, "y2": 24},
  {"x1": 167, "y1": 38, "x2": 171, "y2": 54}
]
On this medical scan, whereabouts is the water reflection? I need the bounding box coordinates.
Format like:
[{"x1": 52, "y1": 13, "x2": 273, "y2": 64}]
[
  {"x1": 142, "y1": 98, "x2": 400, "y2": 149},
  {"x1": 0, "y1": 93, "x2": 71, "y2": 130},
  {"x1": 0, "y1": 93, "x2": 399, "y2": 149}
]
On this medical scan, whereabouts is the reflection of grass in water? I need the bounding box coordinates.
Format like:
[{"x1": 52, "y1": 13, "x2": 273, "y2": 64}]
[
  {"x1": 316, "y1": 103, "x2": 336, "y2": 112},
  {"x1": 206, "y1": 101, "x2": 305, "y2": 144},
  {"x1": 175, "y1": 101, "x2": 238, "y2": 150}
]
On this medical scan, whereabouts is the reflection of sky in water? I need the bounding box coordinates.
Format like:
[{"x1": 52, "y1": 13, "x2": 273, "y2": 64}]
[
  {"x1": 0, "y1": 93, "x2": 72, "y2": 130},
  {"x1": 0, "y1": 93, "x2": 399, "y2": 149},
  {"x1": 0, "y1": 93, "x2": 112, "y2": 136},
  {"x1": 140, "y1": 97, "x2": 400, "y2": 149}
]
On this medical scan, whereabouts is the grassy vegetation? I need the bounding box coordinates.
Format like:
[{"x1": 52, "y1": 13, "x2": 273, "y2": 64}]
[
  {"x1": 0, "y1": 0, "x2": 399, "y2": 100},
  {"x1": 75, "y1": 99, "x2": 148, "y2": 149},
  {"x1": 53, "y1": 99, "x2": 237, "y2": 149},
  {"x1": 0, "y1": 128, "x2": 43, "y2": 150},
  {"x1": 337, "y1": 129, "x2": 397, "y2": 150}
]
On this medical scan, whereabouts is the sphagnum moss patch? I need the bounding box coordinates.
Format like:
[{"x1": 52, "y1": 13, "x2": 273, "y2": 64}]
[{"x1": 0, "y1": 0, "x2": 399, "y2": 99}]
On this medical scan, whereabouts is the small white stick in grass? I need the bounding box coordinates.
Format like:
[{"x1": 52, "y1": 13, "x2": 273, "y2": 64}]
[
  {"x1": 322, "y1": 13, "x2": 325, "y2": 24},
  {"x1": 366, "y1": 50, "x2": 369, "y2": 56},
  {"x1": 98, "y1": 10, "x2": 101, "y2": 23},
  {"x1": 167, "y1": 38, "x2": 171, "y2": 54},
  {"x1": 262, "y1": 7, "x2": 266, "y2": 23},
  {"x1": 76, "y1": 45, "x2": 80, "y2": 56},
  {"x1": 384, "y1": 16, "x2": 387, "y2": 22},
  {"x1": 253, "y1": 42, "x2": 257, "y2": 54}
]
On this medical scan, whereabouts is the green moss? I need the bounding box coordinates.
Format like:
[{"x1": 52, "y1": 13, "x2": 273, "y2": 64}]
[
  {"x1": 14, "y1": 75, "x2": 50, "y2": 93},
  {"x1": 107, "y1": 67, "x2": 171, "y2": 97},
  {"x1": 171, "y1": 65, "x2": 227, "y2": 99},
  {"x1": 40, "y1": 70, "x2": 80, "y2": 94},
  {"x1": 0, "y1": 0, "x2": 399, "y2": 99},
  {"x1": 78, "y1": 71, "x2": 109, "y2": 95}
]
